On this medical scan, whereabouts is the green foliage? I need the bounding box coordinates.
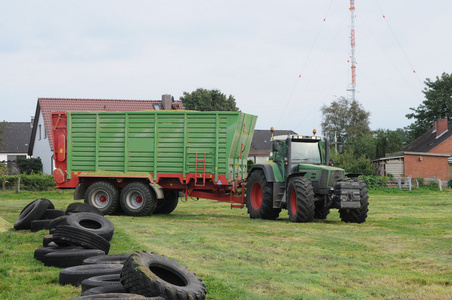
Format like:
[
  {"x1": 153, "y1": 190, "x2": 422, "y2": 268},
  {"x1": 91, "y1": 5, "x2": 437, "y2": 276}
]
[
  {"x1": 180, "y1": 88, "x2": 239, "y2": 111},
  {"x1": 374, "y1": 129, "x2": 404, "y2": 158},
  {"x1": 0, "y1": 173, "x2": 56, "y2": 191},
  {"x1": 347, "y1": 133, "x2": 376, "y2": 160},
  {"x1": 247, "y1": 159, "x2": 254, "y2": 173},
  {"x1": 321, "y1": 97, "x2": 370, "y2": 144},
  {"x1": 406, "y1": 72, "x2": 452, "y2": 141},
  {"x1": 0, "y1": 162, "x2": 7, "y2": 176},
  {"x1": 16, "y1": 158, "x2": 43, "y2": 175},
  {"x1": 330, "y1": 151, "x2": 374, "y2": 175},
  {"x1": 360, "y1": 175, "x2": 390, "y2": 189}
]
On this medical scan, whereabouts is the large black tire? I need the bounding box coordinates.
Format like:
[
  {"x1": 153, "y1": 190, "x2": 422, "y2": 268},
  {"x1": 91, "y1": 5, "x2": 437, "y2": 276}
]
[
  {"x1": 59, "y1": 264, "x2": 123, "y2": 286},
  {"x1": 34, "y1": 244, "x2": 83, "y2": 262},
  {"x1": 42, "y1": 248, "x2": 105, "y2": 268},
  {"x1": 83, "y1": 254, "x2": 130, "y2": 265},
  {"x1": 85, "y1": 182, "x2": 119, "y2": 215},
  {"x1": 53, "y1": 225, "x2": 111, "y2": 254},
  {"x1": 81, "y1": 274, "x2": 121, "y2": 292},
  {"x1": 20, "y1": 198, "x2": 55, "y2": 215},
  {"x1": 245, "y1": 170, "x2": 280, "y2": 220},
  {"x1": 14, "y1": 199, "x2": 48, "y2": 230},
  {"x1": 66, "y1": 202, "x2": 103, "y2": 216},
  {"x1": 48, "y1": 215, "x2": 69, "y2": 231},
  {"x1": 314, "y1": 200, "x2": 330, "y2": 220},
  {"x1": 30, "y1": 219, "x2": 52, "y2": 232},
  {"x1": 287, "y1": 177, "x2": 315, "y2": 223},
  {"x1": 82, "y1": 284, "x2": 127, "y2": 296},
  {"x1": 42, "y1": 209, "x2": 66, "y2": 219},
  {"x1": 119, "y1": 182, "x2": 157, "y2": 216},
  {"x1": 120, "y1": 251, "x2": 206, "y2": 299},
  {"x1": 66, "y1": 213, "x2": 114, "y2": 241},
  {"x1": 153, "y1": 191, "x2": 179, "y2": 214},
  {"x1": 69, "y1": 294, "x2": 153, "y2": 299},
  {"x1": 339, "y1": 179, "x2": 369, "y2": 223}
]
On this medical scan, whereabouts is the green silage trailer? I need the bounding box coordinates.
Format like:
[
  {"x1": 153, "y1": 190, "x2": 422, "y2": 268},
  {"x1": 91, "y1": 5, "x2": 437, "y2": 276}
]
[{"x1": 51, "y1": 110, "x2": 257, "y2": 216}]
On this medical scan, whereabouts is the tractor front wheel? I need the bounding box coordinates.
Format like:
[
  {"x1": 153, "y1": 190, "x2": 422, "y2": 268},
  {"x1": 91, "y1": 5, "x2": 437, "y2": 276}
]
[
  {"x1": 246, "y1": 170, "x2": 280, "y2": 220},
  {"x1": 287, "y1": 177, "x2": 315, "y2": 222}
]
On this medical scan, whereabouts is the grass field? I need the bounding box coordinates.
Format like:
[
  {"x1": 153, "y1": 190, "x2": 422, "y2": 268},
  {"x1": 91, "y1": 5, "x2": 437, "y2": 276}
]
[{"x1": 0, "y1": 189, "x2": 451, "y2": 300}]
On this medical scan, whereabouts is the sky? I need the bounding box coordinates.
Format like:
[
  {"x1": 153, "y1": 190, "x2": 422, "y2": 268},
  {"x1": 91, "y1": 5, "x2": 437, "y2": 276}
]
[{"x1": 1, "y1": 0, "x2": 451, "y2": 135}]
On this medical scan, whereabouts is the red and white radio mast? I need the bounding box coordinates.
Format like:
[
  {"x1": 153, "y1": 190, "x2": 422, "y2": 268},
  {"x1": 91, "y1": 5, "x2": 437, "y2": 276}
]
[{"x1": 348, "y1": 0, "x2": 357, "y2": 101}]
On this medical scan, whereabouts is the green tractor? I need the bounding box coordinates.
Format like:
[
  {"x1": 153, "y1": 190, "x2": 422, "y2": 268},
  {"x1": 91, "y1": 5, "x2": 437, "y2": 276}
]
[{"x1": 245, "y1": 132, "x2": 369, "y2": 223}]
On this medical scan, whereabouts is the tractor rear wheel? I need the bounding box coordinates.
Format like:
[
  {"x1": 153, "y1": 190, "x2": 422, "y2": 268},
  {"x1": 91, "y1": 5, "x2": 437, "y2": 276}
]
[
  {"x1": 246, "y1": 170, "x2": 280, "y2": 220},
  {"x1": 339, "y1": 178, "x2": 369, "y2": 223},
  {"x1": 287, "y1": 177, "x2": 315, "y2": 222},
  {"x1": 84, "y1": 182, "x2": 119, "y2": 215}
]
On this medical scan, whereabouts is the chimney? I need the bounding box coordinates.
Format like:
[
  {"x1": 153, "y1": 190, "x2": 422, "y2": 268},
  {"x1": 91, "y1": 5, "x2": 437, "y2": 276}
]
[
  {"x1": 30, "y1": 116, "x2": 35, "y2": 128},
  {"x1": 436, "y1": 119, "x2": 448, "y2": 137},
  {"x1": 161, "y1": 94, "x2": 172, "y2": 110}
]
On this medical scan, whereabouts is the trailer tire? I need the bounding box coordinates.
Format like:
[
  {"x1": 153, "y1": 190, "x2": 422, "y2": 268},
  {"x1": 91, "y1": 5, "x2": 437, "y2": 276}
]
[
  {"x1": 85, "y1": 182, "x2": 119, "y2": 215},
  {"x1": 287, "y1": 177, "x2": 315, "y2": 222},
  {"x1": 153, "y1": 191, "x2": 179, "y2": 214},
  {"x1": 14, "y1": 199, "x2": 48, "y2": 230},
  {"x1": 246, "y1": 170, "x2": 280, "y2": 220},
  {"x1": 120, "y1": 251, "x2": 206, "y2": 299},
  {"x1": 66, "y1": 212, "x2": 114, "y2": 241},
  {"x1": 339, "y1": 178, "x2": 369, "y2": 223},
  {"x1": 120, "y1": 182, "x2": 157, "y2": 216}
]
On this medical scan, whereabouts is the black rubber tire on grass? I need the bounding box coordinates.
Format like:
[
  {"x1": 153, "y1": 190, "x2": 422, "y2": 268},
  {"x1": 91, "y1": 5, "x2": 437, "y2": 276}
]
[
  {"x1": 83, "y1": 254, "x2": 130, "y2": 265},
  {"x1": 30, "y1": 219, "x2": 53, "y2": 232},
  {"x1": 42, "y1": 209, "x2": 66, "y2": 219},
  {"x1": 245, "y1": 170, "x2": 281, "y2": 220},
  {"x1": 153, "y1": 191, "x2": 179, "y2": 214},
  {"x1": 287, "y1": 177, "x2": 315, "y2": 223},
  {"x1": 66, "y1": 212, "x2": 114, "y2": 241},
  {"x1": 84, "y1": 182, "x2": 119, "y2": 215},
  {"x1": 53, "y1": 225, "x2": 111, "y2": 254},
  {"x1": 81, "y1": 274, "x2": 121, "y2": 292},
  {"x1": 339, "y1": 178, "x2": 369, "y2": 223},
  {"x1": 14, "y1": 199, "x2": 48, "y2": 230},
  {"x1": 42, "y1": 248, "x2": 105, "y2": 268},
  {"x1": 120, "y1": 250, "x2": 206, "y2": 299},
  {"x1": 48, "y1": 215, "x2": 69, "y2": 231},
  {"x1": 59, "y1": 264, "x2": 123, "y2": 286},
  {"x1": 82, "y1": 283, "x2": 127, "y2": 296},
  {"x1": 34, "y1": 245, "x2": 83, "y2": 262},
  {"x1": 43, "y1": 234, "x2": 54, "y2": 247},
  {"x1": 69, "y1": 294, "x2": 153, "y2": 299},
  {"x1": 20, "y1": 198, "x2": 55, "y2": 215},
  {"x1": 119, "y1": 182, "x2": 157, "y2": 216},
  {"x1": 314, "y1": 201, "x2": 330, "y2": 220},
  {"x1": 66, "y1": 202, "x2": 104, "y2": 216}
]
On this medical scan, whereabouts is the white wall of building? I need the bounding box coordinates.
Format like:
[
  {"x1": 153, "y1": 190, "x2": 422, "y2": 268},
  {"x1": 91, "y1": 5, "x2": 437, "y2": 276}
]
[{"x1": 31, "y1": 111, "x2": 53, "y2": 174}]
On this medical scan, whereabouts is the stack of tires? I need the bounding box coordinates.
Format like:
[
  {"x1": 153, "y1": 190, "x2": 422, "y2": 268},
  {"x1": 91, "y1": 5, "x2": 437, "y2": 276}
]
[
  {"x1": 68, "y1": 251, "x2": 206, "y2": 299},
  {"x1": 14, "y1": 198, "x2": 65, "y2": 232}
]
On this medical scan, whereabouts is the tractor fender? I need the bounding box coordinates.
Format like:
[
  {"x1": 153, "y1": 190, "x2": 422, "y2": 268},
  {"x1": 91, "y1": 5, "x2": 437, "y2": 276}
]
[{"x1": 248, "y1": 164, "x2": 276, "y2": 182}]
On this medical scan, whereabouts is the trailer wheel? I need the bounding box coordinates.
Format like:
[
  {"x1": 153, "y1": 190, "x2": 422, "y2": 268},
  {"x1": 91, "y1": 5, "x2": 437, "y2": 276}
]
[
  {"x1": 339, "y1": 178, "x2": 369, "y2": 223},
  {"x1": 154, "y1": 191, "x2": 179, "y2": 214},
  {"x1": 287, "y1": 177, "x2": 315, "y2": 222},
  {"x1": 85, "y1": 182, "x2": 119, "y2": 215},
  {"x1": 120, "y1": 182, "x2": 157, "y2": 216},
  {"x1": 246, "y1": 170, "x2": 280, "y2": 220}
]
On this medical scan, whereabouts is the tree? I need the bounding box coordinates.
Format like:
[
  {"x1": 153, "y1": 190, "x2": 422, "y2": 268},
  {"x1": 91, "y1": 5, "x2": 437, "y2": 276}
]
[
  {"x1": 321, "y1": 97, "x2": 371, "y2": 144},
  {"x1": 180, "y1": 88, "x2": 239, "y2": 111},
  {"x1": 406, "y1": 72, "x2": 452, "y2": 141},
  {"x1": 374, "y1": 129, "x2": 404, "y2": 158}
]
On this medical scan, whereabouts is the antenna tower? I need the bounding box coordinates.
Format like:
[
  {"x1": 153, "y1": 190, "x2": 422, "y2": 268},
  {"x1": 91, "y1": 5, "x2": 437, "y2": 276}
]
[{"x1": 347, "y1": 0, "x2": 357, "y2": 101}]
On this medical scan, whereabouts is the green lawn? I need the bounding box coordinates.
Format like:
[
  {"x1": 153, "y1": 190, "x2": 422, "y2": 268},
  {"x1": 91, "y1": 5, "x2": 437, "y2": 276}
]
[{"x1": 0, "y1": 189, "x2": 451, "y2": 299}]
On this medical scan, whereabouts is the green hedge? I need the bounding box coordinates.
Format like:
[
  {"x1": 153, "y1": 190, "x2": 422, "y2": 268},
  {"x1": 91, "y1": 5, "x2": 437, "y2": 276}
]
[{"x1": 0, "y1": 173, "x2": 56, "y2": 191}]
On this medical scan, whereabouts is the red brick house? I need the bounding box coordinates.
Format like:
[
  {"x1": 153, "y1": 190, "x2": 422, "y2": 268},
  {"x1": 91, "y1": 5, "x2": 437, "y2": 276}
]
[
  {"x1": 28, "y1": 94, "x2": 184, "y2": 174},
  {"x1": 374, "y1": 119, "x2": 451, "y2": 188}
]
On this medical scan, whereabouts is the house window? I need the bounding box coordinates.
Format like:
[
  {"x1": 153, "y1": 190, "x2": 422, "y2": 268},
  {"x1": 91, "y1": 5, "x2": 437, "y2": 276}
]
[{"x1": 39, "y1": 124, "x2": 42, "y2": 140}]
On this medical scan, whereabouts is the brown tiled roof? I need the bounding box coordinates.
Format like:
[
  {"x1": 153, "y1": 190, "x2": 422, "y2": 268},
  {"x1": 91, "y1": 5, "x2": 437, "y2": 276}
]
[
  {"x1": 29, "y1": 97, "x2": 184, "y2": 154},
  {"x1": 403, "y1": 123, "x2": 452, "y2": 153}
]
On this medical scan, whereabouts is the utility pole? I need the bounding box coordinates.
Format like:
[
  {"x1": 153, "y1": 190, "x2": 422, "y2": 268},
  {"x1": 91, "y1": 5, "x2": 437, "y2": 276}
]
[{"x1": 347, "y1": 0, "x2": 357, "y2": 101}]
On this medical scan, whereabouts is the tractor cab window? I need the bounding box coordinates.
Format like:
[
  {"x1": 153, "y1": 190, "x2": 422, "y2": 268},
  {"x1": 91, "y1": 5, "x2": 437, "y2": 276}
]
[{"x1": 291, "y1": 141, "x2": 321, "y2": 164}]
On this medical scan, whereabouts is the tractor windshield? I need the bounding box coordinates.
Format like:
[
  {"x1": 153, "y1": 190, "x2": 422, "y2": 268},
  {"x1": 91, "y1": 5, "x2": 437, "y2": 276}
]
[{"x1": 291, "y1": 141, "x2": 322, "y2": 164}]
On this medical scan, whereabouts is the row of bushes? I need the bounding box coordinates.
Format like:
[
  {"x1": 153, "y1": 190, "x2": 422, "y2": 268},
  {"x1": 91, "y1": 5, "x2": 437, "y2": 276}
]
[{"x1": 1, "y1": 173, "x2": 56, "y2": 191}]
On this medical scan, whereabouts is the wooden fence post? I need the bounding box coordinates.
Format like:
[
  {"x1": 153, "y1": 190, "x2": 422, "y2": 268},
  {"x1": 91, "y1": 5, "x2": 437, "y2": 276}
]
[{"x1": 16, "y1": 177, "x2": 20, "y2": 193}]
